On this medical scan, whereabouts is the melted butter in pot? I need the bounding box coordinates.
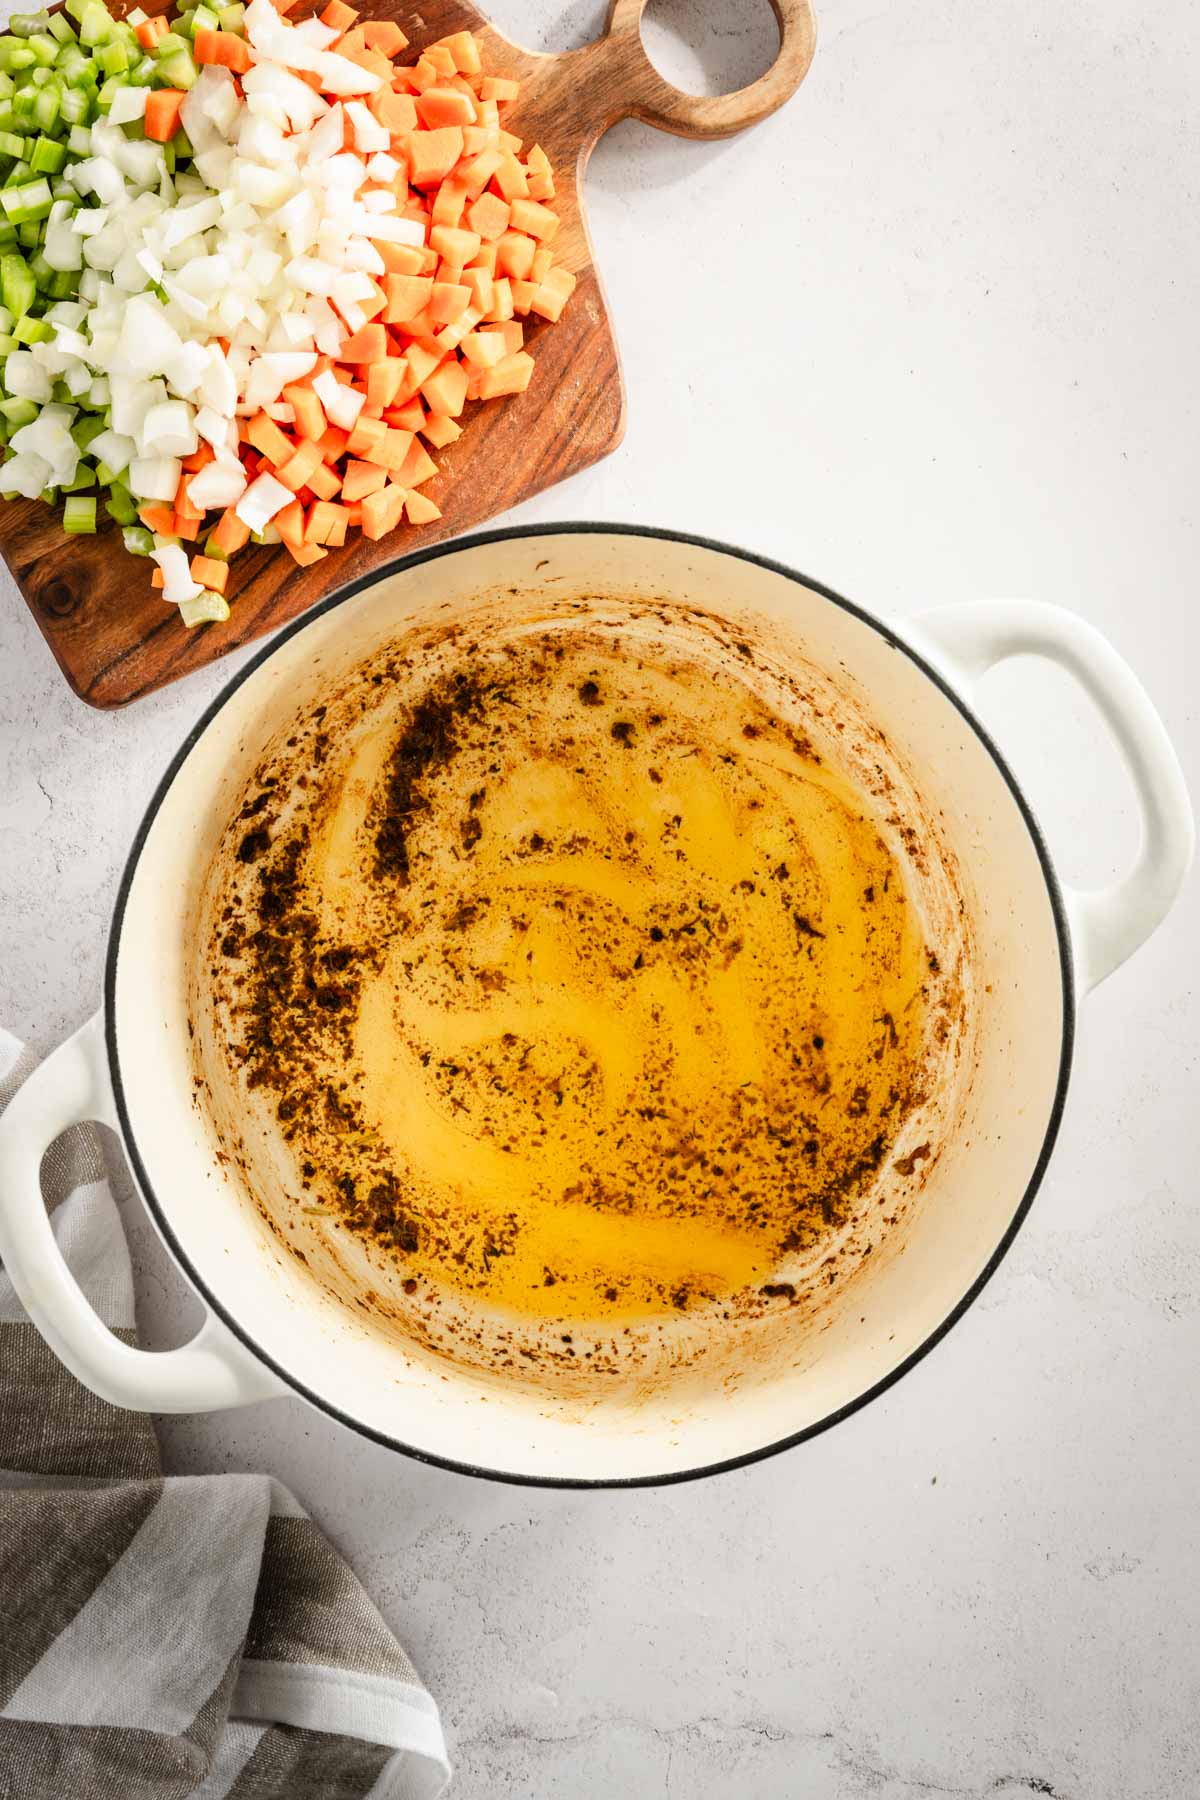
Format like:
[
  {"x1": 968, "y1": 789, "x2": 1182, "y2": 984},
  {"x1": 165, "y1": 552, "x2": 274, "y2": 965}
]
[{"x1": 209, "y1": 622, "x2": 938, "y2": 1326}]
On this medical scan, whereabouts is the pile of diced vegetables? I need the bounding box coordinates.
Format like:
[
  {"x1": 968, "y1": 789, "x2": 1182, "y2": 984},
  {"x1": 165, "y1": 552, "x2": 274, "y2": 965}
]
[{"x1": 0, "y1": 0, "x2": 572, "y2": 625}]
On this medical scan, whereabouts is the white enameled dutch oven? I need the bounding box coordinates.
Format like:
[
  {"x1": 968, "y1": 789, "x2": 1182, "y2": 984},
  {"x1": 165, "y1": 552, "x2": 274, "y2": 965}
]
[{"x1": 0, "y1": 527, "x2": 1192, "y2": 1486}]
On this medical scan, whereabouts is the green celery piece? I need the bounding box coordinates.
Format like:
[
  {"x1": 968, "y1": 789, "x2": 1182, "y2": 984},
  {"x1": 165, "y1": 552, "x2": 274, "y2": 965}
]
[
  {"x1": 72, "y1": 414, "x2": 106, "y2": 448},
  {"x1": 217, "y1": 3, "x2": 245, "y2": 32},
  {"x1": 29, "y1": 133, "x2": 65, "y2": 173},
  {"x1": 39, "y1": 486, "x2": 59, "y2": 504},
  {"x1": 49, "y1": 174, "x2": 74, "y2": 201},
  {"x1": 8, "y1": 14, "x2": 52, "y2": 38},
  {"x1": 4, "y1": 159, "x2": 33, "y2": 186},
  {"x1": 202, "y1": 536, "x2": 228, "y2": 560},
  {"x1": 59, "y1": 87, "x2": 91, "y2": 125},
  {"x1": 156, "y1": 31, "x2": 189, "y2": 56},
  {"x1": 63, "y1": 492, "x2": 97, "y2": 531},
  {"x1": 16, "y1": 220, "x2": 40, "y2": 248},
  {"x1": 92, "y1": 457, "x2": 117, "y2": 485},
  {"x1": 0, "y1": 130, "x2": 23, "y2": 159},
  {"x1": 47, "y1": 14, "x2": 77, "y2": 45},
  {"x1": 27, "y1": 35, "x2": 60, "y2": 67},
  {"x1": 106, "y1": 486, "x2": 138, "y2": 524},
  {"x1": 46, "y1": 268, "x2": 74, "y2": 297},
  {"x1": 29, "y1": 63, "x2": 54, "y2": 88},
  {"x1": 171, "y1": 126, "x2": 191, "y2": 156},
  {"x1": 13, "y1": 313, "x2": 52, "y2": 343},
  {"x1": 192, "y1": 5, "x2": 220, "y2": 33},
  {"x1": 156, "y1": 47, "x2": 197, "y2": 89},
  {"x1": 78, "y1": 8, "x2": 112, "y2": 50},
  {"x1": 63, "y1": 461, "x2": 96, "y2": 491},
  {"x1": 11, "y1": 88, "x2": 35, "y2": 117},
  {"x1": 0, "y1": 395, "x2": 37, "y2": 425},
  {"x1": 122, "y1": 523, "x2": 154, "y2": 555},
  {"x1": 0, "y1": 252, "x2": 35, "y2": 316},
  {"x1": 0, "y1": 73, "x2": 12, "y2": 101},
  {"x1": 64, "y1": 0, "x2": 92, "y2": 22},
  {"x1": 96, "y1": 39, "x2": 129, "y2": 75},
  {"x1": 0, "y1": 302, "x2": 11, "y2": 330},
  {"x1": 27, "y1": 247, "x2": 52, "y2": 284},
  {"x1": 31, "y1": 84, "x2": 61, "y2": 134},
  {"x1": 0, "y1": 331, "x2": 17, "y2": 354},
  {"x1": 131, "y1": 53, "x2": 155, "y2": 82},
  {"x1": 66, "y1": 122, "x2": 90, "y2": 154},
  {"x1": 1, "y1": 176, "x2": 52, "y2": 221},
  {"x1": 179, "y1": 590, "x2": 230, "y2": 627},
  {"x1": 0, "y1": 43, "x2": 38, "y2": 75}
]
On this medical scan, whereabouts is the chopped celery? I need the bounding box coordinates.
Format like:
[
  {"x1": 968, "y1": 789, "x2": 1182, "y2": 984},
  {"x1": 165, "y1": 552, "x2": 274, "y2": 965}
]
[
  {"x1": 0, "y1": 44, "x2": 37, "y2": 74},
  {"x1": 0, "y1": 130, "x2": 23, "y2": 159},
  {"x1": 78, "y1": 9, "x2": 113, "y2": 50},
  {"x1": 217, "y1": 2, "x2": 245, "y2": 31},
  {"x1": 0, "y1": 303, "x2": 11, "y2": 331},
  {"x1": 26, "y1": 247, "x2": 52, "y2": 284},
  {"x1": 0, "y1": 395, "x2": 37, "y2": 427},
  {"x1": 29, "y1": 134, "x2": 65, "y2": 174},
  {"x1": 63, "y1": 460, "x2": 96, "y2": 490},
  {"x1": 31, "y1": 85, "x2": 62, "y2": 133},
  {"x1": 72, "y1": 412, "x2": 106, "y2": 448},
  {"x1": 62, "y1": 491, "x2": 96, "y2": 532},
  {"x1": 1, "y1": 176, "x2": 52, "y2": 222},
  {"x1": 180, "y1": 589, "x2": 230, "y2": 627},
  {"x1": 0, "y1": 332, "x2": 17, "y2": 354},
  {"x1": 191, "y1": 5, "x2": 220, "y2": 33},
  {"x1": 9, "y1": 14, "x2": 52, "y2": 38},
  {"x1": 95, "y1": 38, "x2": 128, "y2": 75},
  {"x1": 13, "y1": 314, "x2": 52, "y2": 343},
  {"x1": 156, "y1": 46, "x2": 197, "y2": 88},
  {"x1": 47, "y1": 14, "x2": 77, "y2": 45},
  {"x1": 59, "y1": 88, "x2": 91, "y2": 126},
  {"x1": 0, "y1": 252, "x2": 35, "y2": 317},
  {"x1": 105, "y1": 486, "x2": 138, "y2": 523},
  {"x1": 66, "y1": 122, "x2": 91, "y2": 155},
  {"x1": 123, "y1": 523, "x2": 154, "y2": 556}
]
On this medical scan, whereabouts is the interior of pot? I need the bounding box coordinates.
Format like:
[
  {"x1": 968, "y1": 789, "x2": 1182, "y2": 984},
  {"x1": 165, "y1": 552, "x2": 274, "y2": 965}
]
[{"x1": 109, "y1": 530, "x2": 1070, "y2": 1482}]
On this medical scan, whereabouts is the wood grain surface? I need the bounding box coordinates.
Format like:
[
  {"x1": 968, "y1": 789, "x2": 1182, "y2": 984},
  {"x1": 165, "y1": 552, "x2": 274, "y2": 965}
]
[{"x1": 0, "y1": 0, "x2": 815, "y2": 706}]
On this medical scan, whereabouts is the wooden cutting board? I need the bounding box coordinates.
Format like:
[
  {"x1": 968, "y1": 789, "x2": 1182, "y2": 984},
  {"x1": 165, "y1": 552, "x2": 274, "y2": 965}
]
[{"x1": 1, "y1": 0, "x2": 815, "y2": 706}]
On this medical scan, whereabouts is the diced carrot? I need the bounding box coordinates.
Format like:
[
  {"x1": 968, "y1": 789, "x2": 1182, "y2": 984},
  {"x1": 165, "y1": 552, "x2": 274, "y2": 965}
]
[
  {"x1": 480, "y1": 76, "x2": 519, "y2": 103},
  {"x1": 459, "y1": 328, "x2": 507, "y2": 369},
  {"x1": 360, "y1": 483, "x2": 408, "y2": 540},
  {"x1": 374, "y1": 240, "x2": 426, "y2": 277},
  {"x1": 319, "y1": 0, "x2": 358, "y2": 29},
  {"x1": 428, "y1": 282, "x2": 471, "y2": 325},
  {"x1": 405, "y1": 489, "x2": 442, "y2": 524},
  {"x1": 343, "y1": 502, "x2": 363, "y2": 528},
  {"x1": 530, "y1": 264, "x2": 577, "y2": 322},
  {"x1": 525, "y1": 144, "x2": 555, "y2": 200},
  {"x1": 530, "y1": 244, "x2": 553, "y2": 285},
  {"x1": 509, "y1": 197, "x2": 558, "y2": 242},
  {"x1": 338, "y1": 322, "x2": 387, "y2": 363},
  {"x1": 366, "y1": 358, "x2": 407, "y2": 410},
  {"x1": 416, "y1": 87, "x2": 476, "y2": 130},
  {"x1": 135, "y1": 16, "x2": 167, "y2": 50},
  {"x1": 383, "y1": 273, "x2": 433, "y2": 324},
  {"x1": 151, "y1": 566, "x2": 164, "y2": 588},
  {"x1": 308, "y1": 461, "x2": 342, "y2": 501},
  {"x1": 477, "y1": 350, "x2": 535, "y2": 399},
  {"x1": 341, "y1": 459, "x2": 388, "y2": 501},
  {"x1": 491, "y1": 318, "x2": 524, "y2": 354},
  {"x1": 273, "y1": 499, "x2": 305, "y2": 548},
  {"x1": 485, "y1": 276, "x2": 515, "y2": 322},
  {"x1": 467, "y1": 191, "x2": 510, "y2": 242},
  {"x1": 462, "y1": 266, "x2": 494, "y2": 313},
  {"x1": 171, "y1": 513, "x2": 201, "y2": 541},
  {"x1": 389, "y1": 396, "x2": 426, "y2": 431},
  {"x1": 406, "y1": 127, "x2": 464, "y2": 188},
  {"x1": 429, "y1": 224, "x2": 480, "y2": 266},
  {"x1": 492, "y1": 151, "x2": 529, "y2": 202},
  {"x1": 190, "y1": 554, "x2": 229, "y2": 593},
  {"x1": 468, "y1": 240, "x2": 498, "y2": 275},
  {"x1": 430, "y1": 180, "x2": 467, "y2": 229},
  {"x1": 304, "y1": 499, "x2": 348, "y2": 544},
  {"x1": 345, "y1": 414, "x2": 387, "y2": 457},
  {"x1": 247, "y1": 412, "x2": 294, "y2": 465},
  {"x1": 421, "y1": 413, "x2": 462, "y2": 448},
  {"x1": 180, "y1": 442, "x2": 215, "y2": 473},
  {"x1": 318, "y1": 424, "x2": 349, "y2": 463},
  {"x1": 511, "y1": 279, "x2": 537, "y2": 314},
  {"x1": 369, "y1": 88, "x2": 419, "y2": 134},
  {"x1": 276, "y1": 440, "x2": 324, "y2": 493},
  {"x1": 394, "y1": 437, "x2": 438, "y2": 487},
  {"x1": 420, "y1": 358, "x2": 468, "y2": 416},
  {"x1": 174, "y1": 478, "x2": 204, "y2": 525},
  {"x1": 362, "y1": 18, "x2": 407, "y2": 53},
  {"x1": 286, "y1": 541, "x2": 328, "y2": 566},
  {"x1": 194, "y1": 29, "x2": 251, "y2": 74},
  {"x1": 396, "y1": 305, "x2": 439, "y2": 341},
  {"x1": 425, "y1": 44, "x2": 457, "y2": 76},
  {"x1": 495, "y1": 230, "x2": 535, "y2": 279},
  {"x1": 433, "y1": 308, "x2": 481, "y2": 353},
  {"x1": 282, "y1": 383, "x2": 326, "y2": 442},
  {"x1": 438, "y1": 29, "x2": 482, "y2": 75},
  {"x1": 461, "y1": 124, "x2": 497, "y2": 156},
  {"x1": 209, "y1": 508, "x2": 250, "y2": 557},
  {"x1": 368, "y1": 427, "x2": 415, "y2": 471},
  {"x1": 404, "y1": 341, "x2": 442, "y2": 387},
  {"x1": 458, "y1": 148, "x2": 500, "y2": 199},
  {"x1": 145, "y1": 89, "x2": 186, "y2": 143}
]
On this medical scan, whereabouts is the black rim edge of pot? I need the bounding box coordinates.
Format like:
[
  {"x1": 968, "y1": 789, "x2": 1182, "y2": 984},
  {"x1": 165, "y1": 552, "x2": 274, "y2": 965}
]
[{"x1": 103, "y1": 521, "x2": 1077, "y2": 1490}]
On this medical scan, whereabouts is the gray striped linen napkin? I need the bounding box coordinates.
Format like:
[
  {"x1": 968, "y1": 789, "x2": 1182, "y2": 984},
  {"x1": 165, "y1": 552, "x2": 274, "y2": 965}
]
[{"x1": 0, "y1": 1029, "x2": 450, "y2": 1800}]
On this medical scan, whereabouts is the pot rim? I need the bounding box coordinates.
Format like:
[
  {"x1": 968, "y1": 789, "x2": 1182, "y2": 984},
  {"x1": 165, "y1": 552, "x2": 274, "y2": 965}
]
[{"x1": 104, "y1": 522, "x2": 1076, "y2": 1489}]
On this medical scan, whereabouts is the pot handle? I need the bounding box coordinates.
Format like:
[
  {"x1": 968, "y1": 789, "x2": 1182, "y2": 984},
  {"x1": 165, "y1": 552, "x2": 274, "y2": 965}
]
[
  {"x1": 906, "y1": 600, "x2": 1194, "y2": 994},
  {"x1": 0, "y1": 1013, "x2": 288, "y2": 1413}
]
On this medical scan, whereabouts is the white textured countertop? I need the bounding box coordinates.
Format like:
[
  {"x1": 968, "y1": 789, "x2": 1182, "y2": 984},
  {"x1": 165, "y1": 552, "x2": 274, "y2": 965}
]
[{"x1": 1, "y1": 2, "x2": 1197, "y2": 1794}]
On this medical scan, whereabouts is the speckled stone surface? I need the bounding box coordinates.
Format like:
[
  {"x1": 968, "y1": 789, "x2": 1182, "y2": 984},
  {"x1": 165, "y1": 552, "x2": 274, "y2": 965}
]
[{"x1": 1, "y1": 2, "x2": 1197, "y2": 1795}]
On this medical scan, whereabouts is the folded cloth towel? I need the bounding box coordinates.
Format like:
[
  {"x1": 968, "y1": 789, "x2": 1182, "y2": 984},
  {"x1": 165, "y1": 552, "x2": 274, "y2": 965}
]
[{"x1": 0, "y1": 1030, "x2": 450, "y2": 1800}]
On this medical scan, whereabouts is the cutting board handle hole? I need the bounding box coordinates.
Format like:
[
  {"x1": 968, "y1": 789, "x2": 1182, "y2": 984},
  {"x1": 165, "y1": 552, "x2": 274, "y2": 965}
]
[{"x1": 640, "y1": 0, "x2": 781, "y2": 97}]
